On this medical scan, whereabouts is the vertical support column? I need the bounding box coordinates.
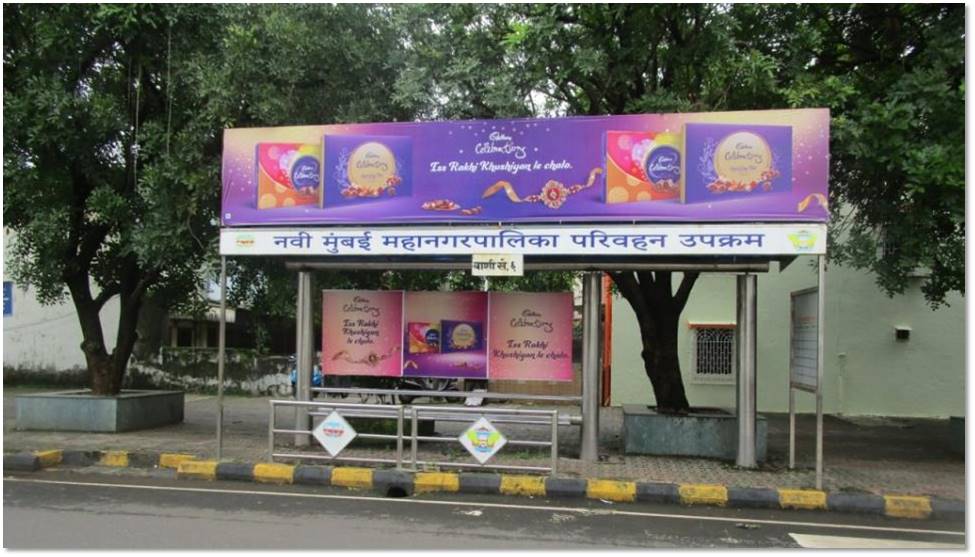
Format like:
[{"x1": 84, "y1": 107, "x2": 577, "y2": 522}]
[
  {"x1": 294, "y1": 271, "x2": 313, "y2": 446},
  {"x1": 600, "y1": 274, "x2": 614, "y2": 407},
  {"x1": 815, "y1": 255, "x2": 826, "y2": 490},
  {"x1": 788, "y1": 388, "x2": 796, "y2": 469},
  {"x1": 580, "y1": 271, "x2": 601, "y2": 463},
  {"x1": 216, "y1": 256, "x2": 227, "y2": 460},
  {"x1": 736, "y1": 273, "x2": 758, "y2": 468}
]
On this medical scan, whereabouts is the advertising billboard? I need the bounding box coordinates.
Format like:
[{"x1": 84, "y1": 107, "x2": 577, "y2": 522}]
[{"x1": 221, "y1": 109, "x2": 829, "y2": 226}]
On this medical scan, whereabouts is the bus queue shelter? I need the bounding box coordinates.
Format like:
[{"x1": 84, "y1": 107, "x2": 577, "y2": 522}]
[
  {"x1": 215, "y1": 222, "x2": 828, "y2": 484},
  {"x1": 214, "y1": 108, "x2": 831, "y2": 486}
]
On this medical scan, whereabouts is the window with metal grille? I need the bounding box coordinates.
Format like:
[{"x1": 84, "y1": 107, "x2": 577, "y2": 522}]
[{"x1": 689, "y1": 324, "x2": 736, "y2": 384}]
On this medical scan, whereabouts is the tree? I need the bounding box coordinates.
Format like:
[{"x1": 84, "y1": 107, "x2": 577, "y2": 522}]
[
  {"x1": 764, "y1": 4, "x2": 964, "y2": 307},
  {"x1": 393, "y1": 3, "x2": 965, "y2": 412},
  {"x1": 4, "y1": 5, "x2": 226, "y2": 394}
]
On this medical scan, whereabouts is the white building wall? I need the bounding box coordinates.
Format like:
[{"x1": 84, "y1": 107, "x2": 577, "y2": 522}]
[
  {"x1": 610, "y1": 257, "x2": 965, "y2": 418},
  {"x1": 3, "y1": 229, "x2": 120, "y2": 373}
]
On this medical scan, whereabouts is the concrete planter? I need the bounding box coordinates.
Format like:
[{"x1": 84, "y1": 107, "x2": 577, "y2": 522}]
[
  {"x1": 16, "y1": 390, "x2": 184, "y2": 433},
  {"x1": 949, "y1": 416, "x2": 964, "y2": 455},
  {"x1": 623, "y1": 404, "x2": 767, "y2": 462}
]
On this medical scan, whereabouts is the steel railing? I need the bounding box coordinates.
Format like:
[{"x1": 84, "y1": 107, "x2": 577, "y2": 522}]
[{"x1": 268, "y1": 399, "x2": 560, "y2": 474}]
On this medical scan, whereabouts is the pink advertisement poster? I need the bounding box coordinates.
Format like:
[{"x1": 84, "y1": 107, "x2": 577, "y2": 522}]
[
  {"x1": 402, "y1": 291, "x2": 488, "y2": 379},
  {"x1": 322, "y1": 290, "x2": 403, "y2": 377},
  {"x1": 488, "y1": 292, "x2": 574, "y2": 382}
]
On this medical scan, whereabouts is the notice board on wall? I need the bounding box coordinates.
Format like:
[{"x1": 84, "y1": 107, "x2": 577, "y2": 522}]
[{"x1": 789, "y1": 287, "x2": 819, "y2": 392}]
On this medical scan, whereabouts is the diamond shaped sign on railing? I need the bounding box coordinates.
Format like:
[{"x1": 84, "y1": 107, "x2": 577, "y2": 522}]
[
  {"x1": 459, "y1": 417, "x2": 507, "y2": 464},
  {"x1": 312, "y1": 410, "x2": 357, "y2": 456}
]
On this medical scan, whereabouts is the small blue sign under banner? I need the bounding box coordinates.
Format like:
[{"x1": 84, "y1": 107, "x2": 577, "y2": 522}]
[{"x1": 3, "y1": 281, "x2": 12, "y2": 316}]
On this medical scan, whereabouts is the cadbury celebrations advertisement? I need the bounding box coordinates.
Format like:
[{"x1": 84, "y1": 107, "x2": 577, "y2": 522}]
[
  {"x1": 222, "y1": 108, "x2": 829, "y2": 225},
  {"x1": 322, "y1": 290, "x2": 574, "y2": 381}
]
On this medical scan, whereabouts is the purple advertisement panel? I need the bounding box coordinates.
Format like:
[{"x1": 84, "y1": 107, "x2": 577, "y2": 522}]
[
  {"x1": 221, "y1": 109, "x2": 828, "y2": 225},
  {"x1": 402, "y1": 291, "x2": 488, "y2": 379}
]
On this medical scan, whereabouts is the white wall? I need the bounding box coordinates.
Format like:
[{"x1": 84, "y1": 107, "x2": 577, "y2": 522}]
[
  {"x1": 3, "y1": 229, "x2": 120, "y2": 373},
  {"x1": 610, "y1": 258, "x2": 966, "y2": 418}
]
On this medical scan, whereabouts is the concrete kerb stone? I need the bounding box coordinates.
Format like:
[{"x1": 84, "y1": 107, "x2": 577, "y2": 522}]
[
  {"x1": 635, "y1": 482, "x2": 680, "y2": 505},
  {"x1": 930, "y1": 497, "x2": 966, "y2": 522},
  {"x1": 293, "y1": 464, "x2": 332, "y2": 486},
  {"x1": 61, "y1": 450, "x2": 101, "y2": 467},
  {"x1": 1, "y1": 449, "x2": 962, "y2": 522},
  {"x1": 127, "y1": 451, "x2": 162, "y2": 468},
  {"x1": 458, "y1": 472, "x2": 502, "y2": 495},
  {"x1": 373, "y1": 469, "x2": 415, "y2": 496},
  {"x1": 544, "y1": 477, "x2": 587, "y2": 498},
  {"x1": 216, "y1": 462, "x2": 255, "y2": 482},
  {"x1": 728, "y1": 486, "x2": 780, "y2": 509},
  {"x1": 826, "y1": 492, "x2": 886, "y2": 515},
  {"x1": 4, "y1": 452, "x2": 40, "y2": 472}
]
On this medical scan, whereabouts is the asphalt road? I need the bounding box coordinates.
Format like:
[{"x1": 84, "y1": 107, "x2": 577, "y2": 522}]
[{"x1": 3, "y1": 469, "x2": 966, "y2": 550}]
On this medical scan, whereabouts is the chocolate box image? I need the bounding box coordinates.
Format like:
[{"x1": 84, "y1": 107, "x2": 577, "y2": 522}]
[
  {"x1": 681, "y1": 123, "x2": 792, "y2": 204},
  {"x1": 407, "y1": 322, "x2": 440, "y2": 354},
  {"x1": 322, "y1": 134, "x2": 412, "y2": 207},
  {"x1": 255, "y1": 143, "x2": 321, "y2": 209},
  {"x1": 441, "y1": 320, "x2": 483, "y2": 353},
  {"x1": 604, "y1": 131, "x2": 681, "y2": 203}
]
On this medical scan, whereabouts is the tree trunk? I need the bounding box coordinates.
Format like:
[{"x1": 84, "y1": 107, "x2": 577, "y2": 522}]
[
  {"x1": 609, "y1": 270, "x2": 698, "y2": 415},
  {"x1": 67, "y1": 272, "x2": 143, "y2": 396},
  {"x1": 635, "y1": 299, "x2": 690, "y2": 414}
]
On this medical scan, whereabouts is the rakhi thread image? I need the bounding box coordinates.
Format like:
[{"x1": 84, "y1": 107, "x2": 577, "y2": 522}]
[
  {"x1": 481, "y1": 167, "x2": 603, "y2": 209},
  {"x1": 330, "y1": 345, "x2": 401, "y2": 367}
]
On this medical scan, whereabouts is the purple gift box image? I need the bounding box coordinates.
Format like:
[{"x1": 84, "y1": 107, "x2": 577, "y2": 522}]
[
  {"x1": 441, "y1": 320, "x2": 484, "y2": 353},
  {"x1": 681, "y1": 123, "x2": 792, "y2": 204},
  {"x1": 321, "y1": 134, "x2": 412, "y2": 207}
]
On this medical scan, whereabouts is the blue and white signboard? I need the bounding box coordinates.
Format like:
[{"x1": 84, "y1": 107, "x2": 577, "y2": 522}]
[{"x1": 3, "y1": 282, "x2": 12, "y2": 316}]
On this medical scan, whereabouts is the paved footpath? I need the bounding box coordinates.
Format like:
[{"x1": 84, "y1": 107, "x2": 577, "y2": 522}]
[{"x1": 3, "y1": 387, "x2": 964, "y2": 507}]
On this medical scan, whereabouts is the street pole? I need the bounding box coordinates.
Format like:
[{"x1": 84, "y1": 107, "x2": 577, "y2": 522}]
[
  {"x1": 580, "y1": 271, "x2": 601, "y2": 462},
  {"x1": 736, "y1": 273, "x2": 758, "y2": 468},
  {"x1": 295, "y1": 271, "x2": 313, "y2": 446},
  {"x1": 216, "y1": 256, "x2": 227, "y2": 460},
  {"x1": 816, "y1": 255, "x2": 826, "y2": 489}
]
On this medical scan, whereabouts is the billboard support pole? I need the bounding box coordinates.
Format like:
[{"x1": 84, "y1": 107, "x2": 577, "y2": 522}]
[
  {"x1": 816, "y1": 255, "x2": 825, "y2": 490},
  {"x1": 581, "y1": 271, "x2": 601, "y2": 462},
  {"x1": 788, "y1": 387, "x2": 796, "y2": 469},
  {"x1": 736, "y1": 273, "x2": 758, "y2": 468},
  {"x1": 216, "y1": 256, "x2": 227, "y2": 460},
  {"x1": 295, "y1": 271, "x2": 313, "y2": 446}
]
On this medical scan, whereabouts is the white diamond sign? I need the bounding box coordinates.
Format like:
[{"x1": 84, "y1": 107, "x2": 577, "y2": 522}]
[
  {"x1": 312, "y1": 411, "x2": 357, "y2": 456},
  {"x1": 459, "y1": 417, "x2": 507, "y2": 464}
]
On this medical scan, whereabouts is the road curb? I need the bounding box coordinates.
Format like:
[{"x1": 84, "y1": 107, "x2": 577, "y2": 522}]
[{"x1": 3, "y1": 449, "x2": 964, "y2": 521}]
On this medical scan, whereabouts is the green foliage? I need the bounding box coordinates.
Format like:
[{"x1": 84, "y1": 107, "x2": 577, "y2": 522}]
[
  {"x1": 4, "y1": 4, "x2": 224, "y2": 311},
  {"x1": 395, "y1": 4, "x2": 964, "y2": 307},
  {"x1": 4, "y1": 4, "x2": 963, "y2": 391}
]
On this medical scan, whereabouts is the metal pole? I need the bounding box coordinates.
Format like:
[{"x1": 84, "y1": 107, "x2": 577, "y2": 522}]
[
  {"x1": 268, "y1": 400, "x2": 275, "y2": 462},
  {"x1": 580, "y1": 271, "x2": 601, "y2": 462},
  {"x1": 396, "y1": 405, "x2": 404, "y2": 470},
  {"x1": 816, "y1": 255, "x2": 826, "y2": 490},
  {"x1": 410, "y1": 409, "x2": 419, "y2": 470},
  {"x1": 294, "y1": 271, "x2": 313, "y2": 446},
  {"x1": 788, "y1": 387, "x2": 796, "y2": 469},
  {"x1": 736, "y1": 273, "x2": 758, "y2": 468},
  {"x1": 217, "y1": 256, "x2": 226, "y2": 460},
  {"x1": 550, "y1": 410, "x2": 559, "y2": 475}
]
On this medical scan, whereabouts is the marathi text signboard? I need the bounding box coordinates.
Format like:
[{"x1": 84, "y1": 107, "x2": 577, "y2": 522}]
[
  {"x1": 321, "y1": 290, "x2": 573, "y2": 381},
  {"x1": 790, "y1": 287, "x2": 819, "y2": 392},
  {"x1": 219, "y1": 223, "x2": 827, "y2": 256},
  {"x1": 221, "y1": 109, "x2": 829, "y2": 226}
]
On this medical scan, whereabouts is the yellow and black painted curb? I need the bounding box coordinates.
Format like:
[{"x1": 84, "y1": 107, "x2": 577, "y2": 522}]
[{"x1": 3, "y1": 449, "x2": 961, "y2": 522}]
